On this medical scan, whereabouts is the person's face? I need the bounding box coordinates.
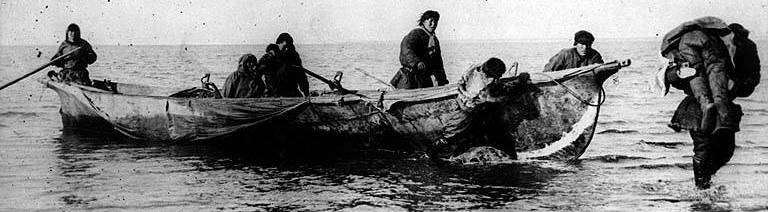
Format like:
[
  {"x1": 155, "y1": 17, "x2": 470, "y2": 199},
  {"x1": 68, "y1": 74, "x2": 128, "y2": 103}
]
[
  {"x1": 277, "y1": 42, "x2": 287, "y2": 52},
  {"x1": 424, "y1": 18, "x2": 438, "y2": 33},
  {"x1": 267, "y1": 49, "x2": 277, "y2": 56},
  {"x1": 247, "y1": 60, "x2": 257, "y2": 72},
  {"x1": 575, "y1": 43, "x2": 589, "y2": 56},
  {"x1": 66, "y1": 30, "x2": 79, "y2": 42}
]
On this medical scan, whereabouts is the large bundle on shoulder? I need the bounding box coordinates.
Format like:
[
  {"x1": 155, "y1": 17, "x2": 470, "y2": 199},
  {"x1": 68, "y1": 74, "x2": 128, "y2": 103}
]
[
  {"x1": 724, "y1": 23, "x2": 761, "y2": 97},
  {"x1": 660, "y1": 16, "x2": 761, "y2": 98}
]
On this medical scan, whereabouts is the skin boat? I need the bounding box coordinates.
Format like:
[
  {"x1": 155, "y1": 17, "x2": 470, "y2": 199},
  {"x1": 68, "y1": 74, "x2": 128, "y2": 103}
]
[{"x1": 40, "y1": 59, "x2": 630, "y2": 161}]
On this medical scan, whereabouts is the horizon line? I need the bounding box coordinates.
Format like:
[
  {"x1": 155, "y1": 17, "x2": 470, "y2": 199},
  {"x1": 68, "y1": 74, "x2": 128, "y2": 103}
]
[
  {"x1": 0, "y1": 36, "x2": 660, "y2": 47},
  {"x1": 3, "y1": 36, "x2": 767, "y2": 47}
]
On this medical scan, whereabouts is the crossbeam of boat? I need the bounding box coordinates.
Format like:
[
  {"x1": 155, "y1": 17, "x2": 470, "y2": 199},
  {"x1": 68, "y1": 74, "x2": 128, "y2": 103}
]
[{"x1": 523, "y1": 59, "x2": 631, "y2": 84}]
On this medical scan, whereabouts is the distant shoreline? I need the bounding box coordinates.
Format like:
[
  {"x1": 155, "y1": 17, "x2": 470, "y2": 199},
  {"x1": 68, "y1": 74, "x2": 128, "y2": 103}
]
[{"x1": 3, "y1": 37, "x2": 767, "y2": 47}]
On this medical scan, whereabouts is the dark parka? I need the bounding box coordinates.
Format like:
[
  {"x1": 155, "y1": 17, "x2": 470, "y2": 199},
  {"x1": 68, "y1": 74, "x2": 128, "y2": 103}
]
[
  {"x1": 258, "y1": 53, "x2": 281, "y2": 97},
  {"x1": 542, "y1": 47, "x2": 603, "y2": 72},
  {"x1": 273, "y1": 47, "x2": 309, "y2": 97},
  {"x1": 52, "y1": 39, "x2": 97, "y2": 85},
  {"x1": 223, "y1": 54, "x2": 265, "y2": 98},
  {"x1": 391, "y1": 28, "x2": 448, "y2": 89},
  {"x1": 729, "y1": 30, "x2": 761, "y2": 97}
]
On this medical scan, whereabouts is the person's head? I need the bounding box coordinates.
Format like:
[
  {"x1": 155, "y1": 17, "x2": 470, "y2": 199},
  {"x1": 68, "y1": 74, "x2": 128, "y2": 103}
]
[
  {"x1": 238, "y1": 53, "x2": 258, "y2": 72},
  {"x1": 573, "y1": 30, "x2": 595, "y2": 56},
  {"x1": 418, "y1": 10, "x2": 440, "y2": 33},
  {"x1": 481, "y1": 57, "x2": 506, "y2": 79},
  {"x1": 265, "y1": 44, "x2": 280, "y2": 56},
  {"x1": 66, "y1": 23, "x2": 81, "y2": 42},
  {"x1": 728, "y1": 23, "x2": 750, "y2": 37},
  {"x1": 276, "y1": 33, "x2": 294, "y2": 52}
]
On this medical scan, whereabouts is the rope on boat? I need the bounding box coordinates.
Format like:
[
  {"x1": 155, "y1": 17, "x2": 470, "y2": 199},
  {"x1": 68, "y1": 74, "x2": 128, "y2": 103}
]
[
  {"x1": 529, "y1": 68, "x2": 607, "y2": 161},
  {"x1": 532, "y1": 70, "x2": 607, "y2": 107}
]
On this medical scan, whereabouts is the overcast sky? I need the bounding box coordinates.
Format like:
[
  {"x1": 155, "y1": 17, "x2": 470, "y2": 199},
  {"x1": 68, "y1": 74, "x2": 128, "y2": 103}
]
[{"x1": 1, "y1": 0, "x2": 767, "y2": 45}]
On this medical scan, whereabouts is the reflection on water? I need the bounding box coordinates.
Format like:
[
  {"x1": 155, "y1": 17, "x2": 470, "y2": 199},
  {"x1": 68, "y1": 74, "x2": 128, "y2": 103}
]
[
  {"x1": 44, "y1": 129, "x2": 767, "y2": 211},
  {"x1": 49, "y1": 129, "x2": 564, "y2": 211}
]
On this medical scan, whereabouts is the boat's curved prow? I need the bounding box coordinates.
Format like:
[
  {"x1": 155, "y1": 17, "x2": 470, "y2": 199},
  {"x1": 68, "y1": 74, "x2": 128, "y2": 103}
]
[
  {"x1": 517, "y1": 105, "x2": 599, "y2": 160},
  {"x1": 501, "y1": 60, "x2": 631, "y2": 161}
]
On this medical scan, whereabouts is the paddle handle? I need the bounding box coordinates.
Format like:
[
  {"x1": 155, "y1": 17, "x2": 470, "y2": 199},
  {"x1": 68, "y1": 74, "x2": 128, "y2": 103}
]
[
  {"x1": 596, "y1": 59, "x2": 632, "y2": 71},
  {"x1": 294, "y1": 65, "x2": 354, "y2": 94},
  {"x1": 0, "y1": 47, "x2": 82, "y2": 91}
]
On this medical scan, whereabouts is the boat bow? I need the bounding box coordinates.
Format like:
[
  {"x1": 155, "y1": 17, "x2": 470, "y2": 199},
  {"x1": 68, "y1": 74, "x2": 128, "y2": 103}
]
[{"x1": 507, "y1": 60, "x2": 631, "y2": 160}]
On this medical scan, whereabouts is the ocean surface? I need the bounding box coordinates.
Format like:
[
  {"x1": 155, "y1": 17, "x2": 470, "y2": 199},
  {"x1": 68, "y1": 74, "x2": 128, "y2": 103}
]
[{"x1": 1, "y1": 39, "x2": 767, "y2": 211}]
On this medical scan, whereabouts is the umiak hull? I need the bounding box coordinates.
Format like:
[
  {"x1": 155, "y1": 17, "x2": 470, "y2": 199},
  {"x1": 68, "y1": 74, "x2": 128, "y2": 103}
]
[{"x1": 41, "y1": 60, "x2": 629, "y2": 160}]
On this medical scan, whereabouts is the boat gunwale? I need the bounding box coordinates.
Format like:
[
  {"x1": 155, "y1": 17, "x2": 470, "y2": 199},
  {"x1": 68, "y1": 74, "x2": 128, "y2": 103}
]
[
  {"x1": 39, "y1": 59, "x2": 629, "y2": 160},
  {"x1": 39, "y1": 60, "x2": 624, "y2": 104}
]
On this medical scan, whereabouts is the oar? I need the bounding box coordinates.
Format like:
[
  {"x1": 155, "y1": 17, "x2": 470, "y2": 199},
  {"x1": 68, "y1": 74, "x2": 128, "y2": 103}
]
[
  {"x1": 0, "y1": 47, "x2": 82, "y2": 91},
  {"x1": 510, "y1": 61, "x2": 519, "y2": 76},
  {"x1": 292, "y1": 65, "x2": 356, "y2": 95},
  {"x1": 352, "y1": 68, "x2": 394, "y2": 89}
]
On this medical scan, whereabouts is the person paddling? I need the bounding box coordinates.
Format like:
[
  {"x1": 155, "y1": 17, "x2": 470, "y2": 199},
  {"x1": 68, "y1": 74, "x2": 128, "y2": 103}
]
[
  {"x1": 51, "y1": 23, "x2": 97, "y2": 86},
  {"x1": 273, "y1": 33, "x2": 310, "y2": 97}
]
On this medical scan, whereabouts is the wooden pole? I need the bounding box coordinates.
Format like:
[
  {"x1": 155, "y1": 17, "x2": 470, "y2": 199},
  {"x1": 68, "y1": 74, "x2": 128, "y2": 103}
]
[
  {"x1": 293, "y1": 65, "x2": 355, "y2": 94},
  {"x1": 352, "y1": 68, "x2": 394, "y2": 89},
  {"x1": 0, "y1": 47, "x2": 82, "y2": 91}
]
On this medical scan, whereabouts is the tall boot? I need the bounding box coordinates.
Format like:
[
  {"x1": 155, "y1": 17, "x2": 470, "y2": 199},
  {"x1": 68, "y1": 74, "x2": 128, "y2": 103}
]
[
  {"x1": 713, "y1": 102, "x2": 742, "y2": 135},
  {"x1": 693, "y1": 160, "x2": 712, "y2": 190}
]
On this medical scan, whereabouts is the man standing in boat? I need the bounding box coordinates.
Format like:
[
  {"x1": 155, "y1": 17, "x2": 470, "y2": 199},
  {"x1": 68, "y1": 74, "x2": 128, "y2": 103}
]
[
  {"x1": 51, "y1": 23, "x2": 97, "y2": 85},
  {"x1": 543, "y1": 30, "x2": 604, "y2": 72},
  {"x1": 390, "y1": 10, "x2": 448, "y2": 89},
  {"x1": 273, "y1": 33, "x2": 310, "y2": 97}
]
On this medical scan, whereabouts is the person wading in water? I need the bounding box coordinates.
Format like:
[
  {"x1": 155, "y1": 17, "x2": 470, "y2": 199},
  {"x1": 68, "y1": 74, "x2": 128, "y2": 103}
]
[{"x1": 659, "y1": 17, "x2": 756, "y2": 189}]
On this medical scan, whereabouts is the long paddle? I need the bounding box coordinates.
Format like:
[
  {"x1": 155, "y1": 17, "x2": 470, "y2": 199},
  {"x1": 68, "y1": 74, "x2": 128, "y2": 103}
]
[
  {"x1": 292, "y1": 65, "x2": 355, "y2": 94},
  {"x1": 351, "y1": 68, "x2": 394, "y2": 89},
  {"x1": 0, "y1": 47, "x2": 82, "y2": 91}
]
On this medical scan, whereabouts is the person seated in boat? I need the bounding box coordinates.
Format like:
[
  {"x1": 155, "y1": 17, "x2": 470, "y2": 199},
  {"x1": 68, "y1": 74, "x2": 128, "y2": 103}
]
[
  {"x1": 222, "y1": 54, "x2": 265, "y2": 98},
  {"x1": 390, "y1": 10, "x2": 448, "y2": 89},
  {"x1": 259, "y1": 44, "x2": 281, "y2": 97},
  {"x1": 542, "y1": 30, "x2": 604, "y2": 72},
  {"x1": 51, "y1": 23, "x2": 98, "y2": 85},
  {"x1": 273, "y1": 33, "x2": 310, "y2": 97}
]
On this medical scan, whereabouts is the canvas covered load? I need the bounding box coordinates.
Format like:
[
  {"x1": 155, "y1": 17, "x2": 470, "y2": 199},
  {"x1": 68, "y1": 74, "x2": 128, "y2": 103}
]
[{"x1": 659, "y1": 16, "x2": 761, "y2": 98}]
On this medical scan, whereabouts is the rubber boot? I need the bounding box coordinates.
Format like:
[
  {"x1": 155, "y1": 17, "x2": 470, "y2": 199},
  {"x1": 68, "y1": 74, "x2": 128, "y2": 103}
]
[
  {"x1": 713, "y1": 102, "x2": 741, "y2": 135},
  {"x1": 693, "y1": 160, "x2": 712, "y2": 190},
  {"x1": 700, "y1": 103, "x2": 717, "y2": 134}
]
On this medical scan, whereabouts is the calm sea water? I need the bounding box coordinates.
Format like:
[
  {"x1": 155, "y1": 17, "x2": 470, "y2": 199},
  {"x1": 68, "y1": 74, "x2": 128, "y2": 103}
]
[{"x1": 1, "y1": 40, "x2": 767, "y2": 211}]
